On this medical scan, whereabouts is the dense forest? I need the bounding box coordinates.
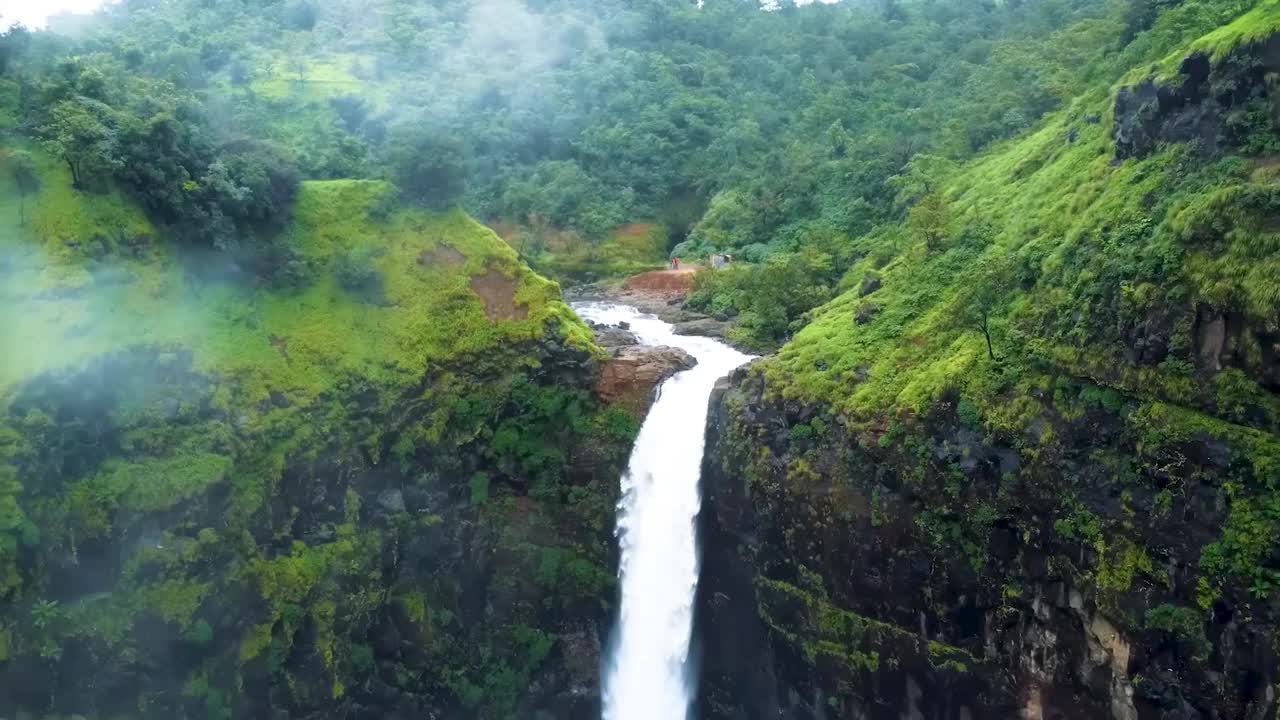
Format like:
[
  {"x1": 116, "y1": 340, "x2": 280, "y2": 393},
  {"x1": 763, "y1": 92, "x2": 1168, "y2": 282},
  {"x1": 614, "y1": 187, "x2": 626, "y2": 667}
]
[
  {"x1": 3, "y1": 0, "x2": 1195, "y2": 340},
  {"x1": 1, "y1": 0, "x2": 1279, "y2": 717}
]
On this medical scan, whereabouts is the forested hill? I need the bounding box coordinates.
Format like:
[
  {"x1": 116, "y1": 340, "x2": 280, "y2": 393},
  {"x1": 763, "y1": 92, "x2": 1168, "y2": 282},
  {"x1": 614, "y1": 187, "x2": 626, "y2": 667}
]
[{"x1": 3, "y1": 0, "x2": 1165, "y2": 291}]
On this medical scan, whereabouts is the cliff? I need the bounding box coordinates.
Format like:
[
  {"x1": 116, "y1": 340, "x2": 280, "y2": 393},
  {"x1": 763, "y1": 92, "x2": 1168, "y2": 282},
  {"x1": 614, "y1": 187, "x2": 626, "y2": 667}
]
[
  {"x1": 0, "y1": 157, "x2": 638, "y2": 718},
  {"x1": 697, "y1": 8, "x2": 1280, "y2": 719}
]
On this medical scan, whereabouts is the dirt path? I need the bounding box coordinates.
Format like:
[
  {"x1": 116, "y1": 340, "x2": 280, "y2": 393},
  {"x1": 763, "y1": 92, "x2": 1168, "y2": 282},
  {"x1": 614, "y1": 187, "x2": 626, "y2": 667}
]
[{"x1": 622, "y1": 268, "x2": 698, "y2": 294}]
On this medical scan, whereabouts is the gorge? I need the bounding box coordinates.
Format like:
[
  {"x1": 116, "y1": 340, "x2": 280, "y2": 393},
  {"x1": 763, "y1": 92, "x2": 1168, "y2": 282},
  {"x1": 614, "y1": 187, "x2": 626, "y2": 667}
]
[{"x1": 2, "y1": 0, "x2": 1280, "y2": 718}]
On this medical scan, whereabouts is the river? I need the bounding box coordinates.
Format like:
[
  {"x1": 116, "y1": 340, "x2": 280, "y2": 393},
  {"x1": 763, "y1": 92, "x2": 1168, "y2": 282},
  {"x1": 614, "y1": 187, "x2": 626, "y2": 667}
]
[{"x1": 573, "y1": 302, "x2": 753, "y2": 720}]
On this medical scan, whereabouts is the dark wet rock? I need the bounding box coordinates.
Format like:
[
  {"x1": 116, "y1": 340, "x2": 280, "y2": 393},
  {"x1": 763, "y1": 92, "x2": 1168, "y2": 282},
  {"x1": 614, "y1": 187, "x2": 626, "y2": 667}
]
[
  {"x1": 696, "y1": 368, "x2": 1279, "y2": 720},
  {"x1": 854, "y1": 303, "x2": 879, "y2": 325},
  {"x1": 1113, "y1": 37, "x2": 1280, "y2": 160},
  {"x1": 858, "y1": 274, "x2": 882, "y2": 297},
  {"x1": 0, "y1": 335, "x2": 633, "y2": 720},
  {"x1": 672, "y1": 317, "x2": 731, "y2": 338},
  {"x1": 375, "y1": 488, "x2": 406, "y2": 514},
  {"x1": 587, "y1": 319, "x2": 639, "y2": 348}
]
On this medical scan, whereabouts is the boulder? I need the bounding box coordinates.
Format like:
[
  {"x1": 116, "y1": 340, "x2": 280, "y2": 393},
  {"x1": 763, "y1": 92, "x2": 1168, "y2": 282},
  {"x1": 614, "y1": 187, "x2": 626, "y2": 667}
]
[
  {"x1": 858, "y1": 274, "x2": 881, "y2": 297},
  {"x1": 587, "y1": 320, "x2": 639, "y2": 348},
  {"x1": 672, "y1": 317, "x2": 731, "y2": 339}
]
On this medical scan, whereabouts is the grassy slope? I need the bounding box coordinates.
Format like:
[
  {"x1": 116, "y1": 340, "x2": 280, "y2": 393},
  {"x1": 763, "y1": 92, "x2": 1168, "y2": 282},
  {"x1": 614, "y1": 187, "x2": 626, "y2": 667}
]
[
  {"x1": 0, "y1": 142, "x2": 595, "y2": 550},
  {"x1": 493, "y1": 220, "x2": 670, "y2": 281},
  {"x1": 0, "y1": 150, "x2": 588, "y2": 401},
  {"x1": 759, "y1": 4, "x2": 1280, "y2": 593}
]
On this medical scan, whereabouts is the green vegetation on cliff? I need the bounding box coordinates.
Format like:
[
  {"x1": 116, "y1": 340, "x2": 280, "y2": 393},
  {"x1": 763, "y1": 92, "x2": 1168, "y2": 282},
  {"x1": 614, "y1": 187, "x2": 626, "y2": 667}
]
[
  {"x1": 0, "y1": 134, "x2": 632, "y2": 716},
  {"x1": 753, "y1": 0, "x2": 1280, "y2": 599},
  {"x1": 695, "y1": 3, "x2": 1280, "y2": 716}
]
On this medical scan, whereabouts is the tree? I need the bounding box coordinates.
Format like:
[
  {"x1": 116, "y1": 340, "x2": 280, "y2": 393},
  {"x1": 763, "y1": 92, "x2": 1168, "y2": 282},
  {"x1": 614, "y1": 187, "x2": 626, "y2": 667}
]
[
  {"x1": 286, "y1": 54, "x2": 308, "y2": 83},
  {"x1": 0, "y1": 23, "x2": 31, "y2": 76},
  {"x1": 386, "y1": 126, "x2": 468, "y2": 210},
  {"x1": 907, "y1": 191, "x2": 950, "y2": 253},
  {"x1": 330, "y1": 95, "x2": 369, "y2": 134},
  {"x1": 887, "y1": 153, "x2": 957, "y2": 208},
  {"x1": 218, "y1": 140, "x2": 301, "y2": 226},
  {"x1": 39, "y1": 99, "x2": 117, "y2": 190},
  {"x1": 10, "y1": 150, "x2": 40, "y2": 228},
  {"x1": 951, "y1": 254, "x2": 1015, "y2": 361},
  {"x1": 283, "y1": 32, "x2": 312, "y2": 83},
  {"x1": 283, "y1": 0, "x2": 319, "y2": 31},
  {"x1": 228, "y1": 58, "x2": 251, "y2": 86}
]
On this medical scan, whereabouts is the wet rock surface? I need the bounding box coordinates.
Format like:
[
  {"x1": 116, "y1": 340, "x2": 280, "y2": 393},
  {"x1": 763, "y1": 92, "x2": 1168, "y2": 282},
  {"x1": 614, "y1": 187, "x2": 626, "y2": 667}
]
[
  {"x1": 587, "y1": 319, "x2": 639, "y2": 348},
  {"x1": 0, "y1": 334, "x2": 636, "y2": 720},
  {"x1": 1113, "y1": 36, "x2": 1280, "y2": 160}
]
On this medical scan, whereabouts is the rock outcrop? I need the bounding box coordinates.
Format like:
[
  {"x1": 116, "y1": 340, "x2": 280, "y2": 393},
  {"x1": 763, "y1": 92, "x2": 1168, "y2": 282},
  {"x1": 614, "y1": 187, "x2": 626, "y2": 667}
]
[
  {"x1": 673, "y1": 317, "x2": 732, "y2": 339},
  {"x1": 587, "y1": 319, "x2": 640, "y2": 348},
  {"x1": 1113, "y1": 36, "x2": 1280, "y2": 160},
  {"x1": 595, "y1": 345, "x2": 696, "y2": 418},
  {"x1": 0, "y1": 192, "x2": 639, "y2": 720}
]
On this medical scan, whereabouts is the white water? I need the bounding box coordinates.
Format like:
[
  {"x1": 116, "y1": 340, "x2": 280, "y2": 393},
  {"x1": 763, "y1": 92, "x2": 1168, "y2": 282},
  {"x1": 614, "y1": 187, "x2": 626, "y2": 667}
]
[{"x1": 574, "y1": 302, "x2": 752, "y2": 720}]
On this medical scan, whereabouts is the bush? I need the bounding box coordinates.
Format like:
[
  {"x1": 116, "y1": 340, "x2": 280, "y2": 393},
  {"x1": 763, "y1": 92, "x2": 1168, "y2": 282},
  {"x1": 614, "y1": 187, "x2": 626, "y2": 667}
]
[
  {"x1": 686, "y1": 250, "x2": 836, "y2": 349},
  {"x1": 334, "y1": 246, "x2": 384, "y2": 303},
  {"x1": 1145, "y1": 604, "x2": 1210, "y2": 660},
  {"x1": 385, "y1": 125, "x2": 468, "y2": 210}
]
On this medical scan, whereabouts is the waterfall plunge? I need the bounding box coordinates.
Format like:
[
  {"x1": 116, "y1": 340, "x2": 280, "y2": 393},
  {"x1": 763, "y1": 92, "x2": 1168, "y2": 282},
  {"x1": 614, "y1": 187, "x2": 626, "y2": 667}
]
[{"x1": 574, "y1": 302, "x2": 752, "y2": 720}]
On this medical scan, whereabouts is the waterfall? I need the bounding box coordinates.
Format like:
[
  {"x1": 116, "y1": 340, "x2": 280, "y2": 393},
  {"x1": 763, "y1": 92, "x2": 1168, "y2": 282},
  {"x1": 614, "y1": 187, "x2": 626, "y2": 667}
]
[{"x1": 574, "y1": 302, "x2": 753, "y2": 720}]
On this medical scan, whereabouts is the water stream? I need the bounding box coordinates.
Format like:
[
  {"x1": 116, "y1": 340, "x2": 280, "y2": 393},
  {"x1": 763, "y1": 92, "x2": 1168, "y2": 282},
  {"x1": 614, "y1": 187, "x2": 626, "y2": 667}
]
[{"x1": 573, "y1": 302, "x2": 753, "y2": 720}]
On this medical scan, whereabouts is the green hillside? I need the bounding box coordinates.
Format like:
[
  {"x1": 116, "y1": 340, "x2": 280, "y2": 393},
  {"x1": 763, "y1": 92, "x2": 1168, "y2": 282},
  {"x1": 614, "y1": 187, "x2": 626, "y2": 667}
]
[
  {"x1": 0, "y1": 142, "x2": 632, "y2": 717},
  {"x1": 696, "y1": 6, "x2": 1280, "y2": 716}
]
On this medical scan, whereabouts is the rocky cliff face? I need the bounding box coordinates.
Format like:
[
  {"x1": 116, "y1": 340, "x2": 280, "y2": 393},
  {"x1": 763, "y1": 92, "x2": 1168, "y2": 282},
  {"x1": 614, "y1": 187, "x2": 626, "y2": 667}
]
[
  {"x1": 1113, "y1": 35, "x2": 1280, "y2": 161},
  {"x1": 697, "y1": 367, "x2": 1277, "y2": 720}
]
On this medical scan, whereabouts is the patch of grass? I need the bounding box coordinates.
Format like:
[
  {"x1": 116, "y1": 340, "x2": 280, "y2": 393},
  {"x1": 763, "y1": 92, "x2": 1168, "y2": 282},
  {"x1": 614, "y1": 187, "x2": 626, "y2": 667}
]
[
  {"x1": 251, "y1": 53, "x2": 368, "y2": 102},
  {"x1": 1, "y1": 169, "x2": 592, "y2": 404},
  {"x1": 1155, "y1": 0, "x2": 1280, "y2": 79},
  {"x1": 508, "y1": 221, "x2": 669, "y2": 280}
]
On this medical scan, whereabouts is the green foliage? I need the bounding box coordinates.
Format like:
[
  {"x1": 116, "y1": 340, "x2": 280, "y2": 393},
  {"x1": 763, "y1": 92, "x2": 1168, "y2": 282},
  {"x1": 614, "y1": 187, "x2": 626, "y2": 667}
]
[
  {"x1": 333, "y1": 244, "x2": 384, "y2": 302},
  {"x1": 38, "y1": 98, "x2": 118, "y2": 190},
  {"x1": 8, "y1": 149, "x2": 39, "y2": 227},
  {"x1": 386, "y1": 126, "x2": 468, "y2": 210},
  {"x1": 687, "y1": 248, "x2": 838, "y2": 349},
  {"x1": 501, "y1": 161, "x2": 634, "y2": 243},
  {"x1": 756, "y1": 576, "x2": 977, "y2": 677},
  {"x1": 184, "y1": 619, "x2": 214, "y2": 646},
  {"x1": 1096, "y1": 537, "x2": 1155, "y2": 596},
  {"x1": 1201, "y1": 488, "x2": 1280, "y2": 598},
  {"x1": 1145, "y1": 604, "x2": 1210, "y2": 660},
  {"x1": 4, "y1": 0, "x2": 1280, "y2": 715},
  {"x1": 469, "y1": 473, "x2": 490, "y2": 507},
  {"x1": 24, "y1": 61, "x2": 301, "y2": 250},
  {"x1": 907, "y1": 192, "x2": 952, "y2": 254},
  {"x1": 2, "y1": 0, "x2": 1149, "y2": 277}
]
